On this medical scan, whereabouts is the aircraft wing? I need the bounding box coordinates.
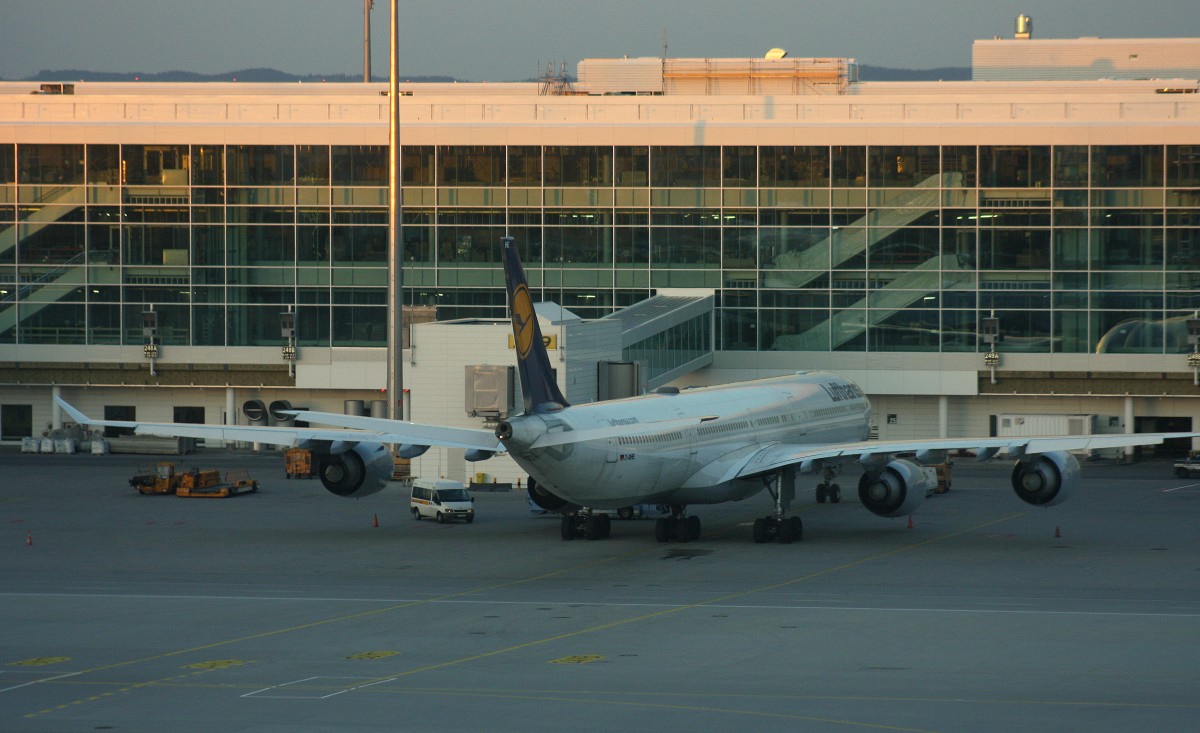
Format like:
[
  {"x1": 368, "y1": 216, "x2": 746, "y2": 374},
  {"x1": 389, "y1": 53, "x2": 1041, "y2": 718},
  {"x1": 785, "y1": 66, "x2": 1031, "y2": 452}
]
[
  {"x1": 283, "y1": 409, "x2": 503, "y2": 451},
  {"x1": 688, "y1": 433, "x2": 1199, "y2": 486},
  {"x1": 55, "y1": 398, "x2": 503, "y2": 452}
]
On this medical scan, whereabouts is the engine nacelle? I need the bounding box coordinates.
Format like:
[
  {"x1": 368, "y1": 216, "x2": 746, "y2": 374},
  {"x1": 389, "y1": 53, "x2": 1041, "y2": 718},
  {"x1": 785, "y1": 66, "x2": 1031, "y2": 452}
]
[
  {"x1": 1010, "y1": 451, "x2": 1079, "y2": 507},
  {"x1": 317, "y1": 443, "x2": 393, "y2": 498},
  {"x1": 465, "y1": 449, "x2": 495, "y2": 462},
  {"x1": 526, "y1": 477, "x2": 578, "y2": 514},
  {"x1": 858, "y1": 458, "x2": 933, "y2": 518},
  {"x1": 395, "y1": 444, "x2": 430, "y2": 459}
]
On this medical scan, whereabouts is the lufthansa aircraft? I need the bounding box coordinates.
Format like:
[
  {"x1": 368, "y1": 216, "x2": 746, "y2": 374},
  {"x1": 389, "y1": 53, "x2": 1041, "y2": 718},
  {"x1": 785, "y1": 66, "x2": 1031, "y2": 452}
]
[{"x1": 56, "y1": 238, "x2": 1199, "y2": 544}]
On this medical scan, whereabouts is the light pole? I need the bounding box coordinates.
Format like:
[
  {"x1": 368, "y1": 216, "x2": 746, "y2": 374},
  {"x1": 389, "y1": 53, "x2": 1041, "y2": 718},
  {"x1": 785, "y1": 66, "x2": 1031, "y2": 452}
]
[
  {"x1": 363, "y1": 0, "x2": 373, "y2": 82},
  {"x1": 385, "y1": 1, "x2": 403, "y2": 420}
]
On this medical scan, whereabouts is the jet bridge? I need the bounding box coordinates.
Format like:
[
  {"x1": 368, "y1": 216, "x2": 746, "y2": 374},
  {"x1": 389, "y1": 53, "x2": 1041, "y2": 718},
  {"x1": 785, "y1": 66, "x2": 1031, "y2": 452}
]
[{"x1": 600, "y1": 293, "x2": 714, "y2": 392}]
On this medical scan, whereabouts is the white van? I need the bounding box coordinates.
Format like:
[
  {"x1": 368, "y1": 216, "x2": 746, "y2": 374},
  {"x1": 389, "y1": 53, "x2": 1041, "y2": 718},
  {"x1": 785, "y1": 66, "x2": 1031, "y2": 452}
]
[{"x1": 410, "y1": 478, "x2": 475, "y2": 524}]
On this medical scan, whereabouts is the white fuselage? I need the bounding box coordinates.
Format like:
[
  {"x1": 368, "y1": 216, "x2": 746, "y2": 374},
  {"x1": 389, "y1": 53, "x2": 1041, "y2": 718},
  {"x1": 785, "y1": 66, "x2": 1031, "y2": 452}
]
[{"x1": 502, "y1": 371, "x2": 871, "y2": 507}]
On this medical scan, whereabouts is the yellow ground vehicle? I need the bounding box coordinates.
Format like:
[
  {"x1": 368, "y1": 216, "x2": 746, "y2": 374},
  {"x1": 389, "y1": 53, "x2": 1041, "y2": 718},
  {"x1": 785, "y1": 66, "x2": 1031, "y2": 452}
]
[
  {"x1": 130, "y1": 463, "x2": 257, "y2": 497},
  {"x1": 129, "y1": 463, "x2": 183, "y2": 495},
  {"x1": 176, "y1": 469, "x2": 258, "y2": 498},
  {"x1": 284, "y1": 448, "x2": 314, "y2": 479},
  {"x1": 934, "y1": 462, "x2": 953, "y2": 493}
]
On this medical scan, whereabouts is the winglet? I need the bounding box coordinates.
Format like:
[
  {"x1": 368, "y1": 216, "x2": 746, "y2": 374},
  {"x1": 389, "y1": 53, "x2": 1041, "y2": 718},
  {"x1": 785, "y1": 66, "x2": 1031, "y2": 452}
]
[
  {"x1": 502, "y1": 236, "x2": 569, "y2": 413},
  {"x1": 54, "y1": 396, "x2": 92, "y2": 425}
]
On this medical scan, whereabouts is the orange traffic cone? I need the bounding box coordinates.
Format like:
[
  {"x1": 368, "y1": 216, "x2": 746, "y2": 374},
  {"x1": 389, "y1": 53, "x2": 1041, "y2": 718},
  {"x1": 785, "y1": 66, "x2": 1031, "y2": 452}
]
[
  {"x1": 907, "y1": 515, "x2": 914, "y2": 529},
  {"x1": 372, "y1": 514, "x2": 379, "y2": 528},
  {"x1": 26, "y1": 530, "x2": 32, "y2": 546},
  {"x1": 1054, "y1": 525, "x2": 1061, "y2": 539}
]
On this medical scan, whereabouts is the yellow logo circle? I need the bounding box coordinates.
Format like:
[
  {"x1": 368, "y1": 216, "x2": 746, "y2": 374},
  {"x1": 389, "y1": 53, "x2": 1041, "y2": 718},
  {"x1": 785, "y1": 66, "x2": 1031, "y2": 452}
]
[{"x1": 512, "y1": 284, "x2": 536, "y2": 359}]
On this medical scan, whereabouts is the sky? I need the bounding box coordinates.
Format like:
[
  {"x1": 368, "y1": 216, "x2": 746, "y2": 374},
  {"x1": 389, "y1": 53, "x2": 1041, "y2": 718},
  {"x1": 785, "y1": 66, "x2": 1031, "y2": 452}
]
[{"x1": 2, "y1": 0, "x2": 1196, "y2": 81}]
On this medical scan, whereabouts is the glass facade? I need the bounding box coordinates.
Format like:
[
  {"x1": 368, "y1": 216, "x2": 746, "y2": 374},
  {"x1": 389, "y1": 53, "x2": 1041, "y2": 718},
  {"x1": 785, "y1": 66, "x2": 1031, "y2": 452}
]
[{"x1": 1, "y1": 142, "x2": 1197, "y2": 353}]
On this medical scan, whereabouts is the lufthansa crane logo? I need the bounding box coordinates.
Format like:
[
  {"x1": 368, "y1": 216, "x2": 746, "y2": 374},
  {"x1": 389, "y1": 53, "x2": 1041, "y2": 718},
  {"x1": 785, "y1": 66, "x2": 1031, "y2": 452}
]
[{"x1": 511, "y1": 283, "x2": 536, "y2": 360}]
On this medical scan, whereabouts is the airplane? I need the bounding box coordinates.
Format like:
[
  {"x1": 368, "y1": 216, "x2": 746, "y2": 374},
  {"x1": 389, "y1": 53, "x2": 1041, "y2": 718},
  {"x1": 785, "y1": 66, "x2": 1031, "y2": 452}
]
[{"x1": 55, "y1": 237, "x2": 1200, "y2": 545}]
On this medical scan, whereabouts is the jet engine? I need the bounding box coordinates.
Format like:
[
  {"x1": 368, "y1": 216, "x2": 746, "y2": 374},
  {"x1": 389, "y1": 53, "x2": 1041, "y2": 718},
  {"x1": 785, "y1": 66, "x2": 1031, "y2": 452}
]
[
  {"x1": 1010, "y1": 451, "x2": 1079, "y2": 507},
  {"x1": 317, "y1": 443, "x2": 393, "y2": 498},
  {"x1": 526, "y1": 477, "x2": 578, "y2": 514},
  {"x1": 858, "y1": 459, "x2": 933, "y2": 518}
]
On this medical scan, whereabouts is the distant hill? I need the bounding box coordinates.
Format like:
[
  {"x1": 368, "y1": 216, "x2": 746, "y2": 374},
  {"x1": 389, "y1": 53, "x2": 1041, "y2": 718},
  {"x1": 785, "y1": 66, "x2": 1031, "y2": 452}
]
[
  {"x1": 24, "y1": 68, "x2": 457, "y2": 83},
  {"x1": 24, "y1": 65, "x2": 969, "y2": 84}
]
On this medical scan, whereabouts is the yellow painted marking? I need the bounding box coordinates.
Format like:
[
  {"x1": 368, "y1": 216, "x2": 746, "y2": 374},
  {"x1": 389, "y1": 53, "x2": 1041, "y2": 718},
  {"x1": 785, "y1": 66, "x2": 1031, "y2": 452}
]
[
  {"x1": 183, "y1": 659, "x2": 247, "y2": 670},
  {"x1": 8, "y1": 657, "x2": 71, "y2": 667},
  {"x1": 25, "y1": 662, "x2": 254, "y2": 719},
  {"x1": 549, "y1": 655, "x2": 603, "y2": 665},
  {"x1": 347, "y1": 651, "x2": 400, "y2": 661}
]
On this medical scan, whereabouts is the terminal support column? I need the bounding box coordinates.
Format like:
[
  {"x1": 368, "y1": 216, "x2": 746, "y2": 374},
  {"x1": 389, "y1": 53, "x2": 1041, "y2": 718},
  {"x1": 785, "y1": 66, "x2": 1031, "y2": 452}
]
[{"x1": 1124, "y1": 396, "x2": 1135, "y2": 461}]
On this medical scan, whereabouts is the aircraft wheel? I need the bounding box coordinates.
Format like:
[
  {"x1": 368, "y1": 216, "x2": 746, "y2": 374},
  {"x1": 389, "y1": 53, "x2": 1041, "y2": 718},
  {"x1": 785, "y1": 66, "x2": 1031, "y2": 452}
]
[
  {"x1": 596, "y1": 513, "x2": 611, "y2": 539},
  {"x1": 560, "y1": 515, "x2": 576, "y2": 541},
  {"x1": 816, "y1": 483, "x2": 828, "y2": 503},
  {"x1": 752, "y1": 518, "x2": 768, "y2": 543},
  {"x1": 788, "y1": 516, "x2": 803, "y2": 542},
  {"x1": 778, "y1": 517, "x2": 794, "y2": 544},
  {"x1": 687, "y1": 515, "x2": 701, "y2": 541},
  {"x1": 667, "y1": 517, "x2": 687, "y2": 543},
  {"x1": 655, "y1": 518, "x2": 670, "y2": 543},
  {"x1": 830, "y1": 484, "x2": 841, "y2": 503}
]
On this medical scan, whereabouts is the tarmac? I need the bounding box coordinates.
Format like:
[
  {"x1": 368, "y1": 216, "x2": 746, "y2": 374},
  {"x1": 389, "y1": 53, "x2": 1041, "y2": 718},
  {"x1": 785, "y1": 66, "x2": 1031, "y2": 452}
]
[{"x1": 2, "y1": 448, "x2": 1199, "y2": 732}]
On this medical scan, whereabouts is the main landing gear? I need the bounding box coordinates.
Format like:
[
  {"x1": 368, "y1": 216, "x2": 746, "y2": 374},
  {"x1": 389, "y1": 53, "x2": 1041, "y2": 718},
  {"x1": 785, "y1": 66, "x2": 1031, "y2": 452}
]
[
  {"x1": 753, "y1": 467, "x2": 804, "y2": 544},
  {"x1": 560, "y1": 511, "x2": 611, "y2": 541},
  {"x1": 815, "y1": 466, "x2": 842, "y2": 503},
  {"x1": 654, "y1": 506, "x2": 701, "y2": 543}
]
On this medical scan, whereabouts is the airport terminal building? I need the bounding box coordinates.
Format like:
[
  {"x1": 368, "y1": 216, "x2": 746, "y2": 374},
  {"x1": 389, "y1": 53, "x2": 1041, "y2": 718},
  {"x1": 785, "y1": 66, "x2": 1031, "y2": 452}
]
[{"x1": 2, "y1": 33, "x2": 1199, "y2": 469}]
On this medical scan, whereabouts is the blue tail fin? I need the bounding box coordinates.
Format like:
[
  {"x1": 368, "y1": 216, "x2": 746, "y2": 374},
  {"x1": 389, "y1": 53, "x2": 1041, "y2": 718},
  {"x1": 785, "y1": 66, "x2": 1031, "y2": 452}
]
[{"x1": 502, "y1": 237, "x2": 569, "y2": 413}]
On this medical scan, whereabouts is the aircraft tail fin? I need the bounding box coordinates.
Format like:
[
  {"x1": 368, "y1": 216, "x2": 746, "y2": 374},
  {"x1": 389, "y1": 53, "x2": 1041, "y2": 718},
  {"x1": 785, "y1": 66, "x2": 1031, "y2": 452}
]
[{"x1": 502, "y1": 237, "x2": 569, "y2": 413}]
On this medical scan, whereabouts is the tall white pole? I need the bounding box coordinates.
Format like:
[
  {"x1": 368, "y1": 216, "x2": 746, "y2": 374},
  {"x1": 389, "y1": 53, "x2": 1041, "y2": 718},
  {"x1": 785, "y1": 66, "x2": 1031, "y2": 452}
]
[
  {"x1": 386, "y1": 2, "x2": 403, "y2": 420},
  {"x1": 363, "y1": 0, "x2": 372, "y2": 82}
]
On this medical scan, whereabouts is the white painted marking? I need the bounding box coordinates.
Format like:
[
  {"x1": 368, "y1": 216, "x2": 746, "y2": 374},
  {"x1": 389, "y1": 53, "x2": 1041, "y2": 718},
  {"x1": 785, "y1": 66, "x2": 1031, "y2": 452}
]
[
  {"x1": 244, "y1": 676, "x2": 394, "y2": 700},
  {"x1": 1161, "y1": 482, "x2": 1200, "y2": 493}
]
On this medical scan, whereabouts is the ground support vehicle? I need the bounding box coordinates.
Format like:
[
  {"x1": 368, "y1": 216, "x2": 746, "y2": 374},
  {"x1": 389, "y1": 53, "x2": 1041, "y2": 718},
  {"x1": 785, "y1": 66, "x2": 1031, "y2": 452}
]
[
  {"x1": 175, "y1": 469, "x2": 258, "y2": 498},
  {"x1": 284, "y1": 448, "x2": 314, "y2": 479},
  {"x1": 410, "y1": 478, "x2": 475, "y2": 523},
  {"x1": 130, "y1": 463, "x2": 182, "y2": 494},
  {"x1": 1174, "y1": 452, "x2": 1200, "y2": 479}
]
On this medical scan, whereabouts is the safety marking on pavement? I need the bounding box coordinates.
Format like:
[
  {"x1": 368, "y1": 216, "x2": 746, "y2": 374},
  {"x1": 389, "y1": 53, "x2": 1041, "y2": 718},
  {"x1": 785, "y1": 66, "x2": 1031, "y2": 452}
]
[
  {"x1": 7, "y1": 657, "x2": 71, "y2": 667},
  {"x1": 244, "y1": 676, "x2": 396, "y2": 700},
  {"x1": 549, "y1": 655, "x2": 603, "y2": 664},
  {"x1": 183, "y1": 659, "x2": 248, "y2": 670},
  {"x1": 23, "y1": 662, "x2": 253, "y2": 719},
  {"x1": 346, "y1": 651, "x2": 400, "y2": 661},
  {"x1": 1161, "y1": 482, "x2": 1200, "y2": 493},
  {"x1": 14, "y1": 511, "x2": 1023, "y2": 725}
]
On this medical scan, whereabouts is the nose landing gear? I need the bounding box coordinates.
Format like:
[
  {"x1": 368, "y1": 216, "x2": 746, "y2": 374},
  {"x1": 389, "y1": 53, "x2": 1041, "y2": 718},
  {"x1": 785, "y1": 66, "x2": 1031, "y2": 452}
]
[
  {"x1": 654, "y1": 507, "x2": 701, "y2": 543},
  {"x1": 559, "y1": 511, "x2": 611, "y2": 540}
]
